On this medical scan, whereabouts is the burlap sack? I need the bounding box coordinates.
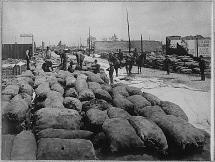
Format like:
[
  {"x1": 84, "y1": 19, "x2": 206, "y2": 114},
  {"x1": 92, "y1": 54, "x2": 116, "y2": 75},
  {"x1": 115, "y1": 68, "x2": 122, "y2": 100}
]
[
  {"x1": 142, "y1": 92, "x2": 161, "y2": 106},
  {"x1": 160, "y1": 101, "x2": 188, "y2": 121},
  {"x1": 63, "y1": 97, "x2": 82, "y2": 112},
  {"x1": 128, "y1": 116, "x2": 168, "y2": 153},
  {"x1": 107, "y1": 107, "x2": 131, "y2": 120},
  {"x1": 37, "y1": 138, "x2": 97, "y2": 160},
  {"x1": 102, "y1": 118, "x2": 145, "y2": 152},
  {"x1": 11, "y1": 131, "x2": 37, "y2": 160},
  {"x1": 36, "y1": 128, "x2": 93, "y2": 140},
  {"x1": 35, "y1": 108, "x2": 82, "y2": 132}
]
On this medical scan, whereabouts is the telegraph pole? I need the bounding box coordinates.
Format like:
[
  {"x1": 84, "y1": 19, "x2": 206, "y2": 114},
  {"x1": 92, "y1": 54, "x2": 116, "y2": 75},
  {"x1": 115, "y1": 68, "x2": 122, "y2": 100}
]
[
  {"x1": 89, "y1": 27, "x2": 90, "y2": 56},
  {"x1": 196, "y1": 37, "x2": 198, "y2": 57},
  {"x1": 126, "y1": 10, "x2": 131, "y2": 54},
  {"x1": 141, "y1": 34, "x2": 143, "y2": 54},
  {"x1": 80, "y1": 37, "x2": 81, "y2": 49}
]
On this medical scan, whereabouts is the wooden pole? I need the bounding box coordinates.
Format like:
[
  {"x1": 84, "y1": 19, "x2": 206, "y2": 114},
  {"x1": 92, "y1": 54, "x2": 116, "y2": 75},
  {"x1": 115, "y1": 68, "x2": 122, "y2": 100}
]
[
  {"x1": 126, "y1": 10, "x2": 131, "y2": 54},
  {"x1": 196, "y1": 37, "x2": 198, "y2": 57},
  {"x1": 32, "y1": 36, "x2": 34, "y2": 56},
  {"x1": 89, "y1": 27, "x2": 90, "y2": 56},
  {"x1": 141, "y1": 34, "x2": 143, "y2": 54},
  {"x1": 78, "y1": 41, "x2": 79, "y2": 50}
]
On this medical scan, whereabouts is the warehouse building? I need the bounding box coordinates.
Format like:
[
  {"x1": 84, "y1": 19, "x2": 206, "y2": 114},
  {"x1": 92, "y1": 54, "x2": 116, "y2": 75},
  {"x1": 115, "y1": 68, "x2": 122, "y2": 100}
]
[
  {"x1": 166, "y1": 35, "x2": 211, "y2": 57},
  {"x1": 94, "y1": 40, "x2": 162, "y2": 54}
]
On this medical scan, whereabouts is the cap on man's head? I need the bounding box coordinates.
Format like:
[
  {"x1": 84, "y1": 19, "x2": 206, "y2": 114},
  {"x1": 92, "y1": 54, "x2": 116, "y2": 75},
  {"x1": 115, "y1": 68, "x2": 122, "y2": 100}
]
[{"x1": 94, "y1": 59, "x2": 97, "y2": 63}]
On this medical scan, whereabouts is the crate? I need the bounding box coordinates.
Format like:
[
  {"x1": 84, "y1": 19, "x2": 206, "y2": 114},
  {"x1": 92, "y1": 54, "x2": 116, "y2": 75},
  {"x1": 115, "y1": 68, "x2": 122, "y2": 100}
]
[
  {"x1": 20, "y1": 64, "x2": 27, "y2": 73},
  {"x1": 13, "y1": 65, "x2": 21, "y2": 76},
  {"x1": 2, "y1": 67, "x2": 14, "y2": 79}
]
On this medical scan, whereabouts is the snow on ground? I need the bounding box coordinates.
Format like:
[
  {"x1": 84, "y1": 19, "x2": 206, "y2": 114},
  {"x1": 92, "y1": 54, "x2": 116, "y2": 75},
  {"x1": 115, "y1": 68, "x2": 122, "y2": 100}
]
[{"x1": 52, "y1": 53, "x2": 211, "y2": 134}]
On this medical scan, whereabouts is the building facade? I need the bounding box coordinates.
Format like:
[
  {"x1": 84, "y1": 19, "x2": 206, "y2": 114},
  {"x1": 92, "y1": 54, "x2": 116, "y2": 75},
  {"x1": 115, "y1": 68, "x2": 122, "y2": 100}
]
[
  {"x1": 166, "y1": 36, "x2": 181, "y2": 49},
  {"x1": 94, "y1": 40, "x2": 162, "y2": 54},
  {"x1": 197, "y1": 38, "x2": 211, "y2": 57},
  {"x1": 166, "y1": 35, "x2": 211, "y2": 57}
]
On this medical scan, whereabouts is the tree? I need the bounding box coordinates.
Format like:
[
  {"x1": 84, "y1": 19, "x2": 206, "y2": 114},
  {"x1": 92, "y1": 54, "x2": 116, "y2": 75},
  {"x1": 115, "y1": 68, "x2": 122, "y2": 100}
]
[
  {"x1": 109, "y1": 34, "x2": 118, "y2": 41},
  {"x1": 101, "y1": 36, "x2": 108, "y2": 41}
]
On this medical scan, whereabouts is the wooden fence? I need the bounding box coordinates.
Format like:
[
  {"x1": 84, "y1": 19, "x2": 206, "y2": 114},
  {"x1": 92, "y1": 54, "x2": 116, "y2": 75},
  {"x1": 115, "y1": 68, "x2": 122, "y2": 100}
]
[{"x1": 2, "y1": 44, "x2": 32, "y2": 60}]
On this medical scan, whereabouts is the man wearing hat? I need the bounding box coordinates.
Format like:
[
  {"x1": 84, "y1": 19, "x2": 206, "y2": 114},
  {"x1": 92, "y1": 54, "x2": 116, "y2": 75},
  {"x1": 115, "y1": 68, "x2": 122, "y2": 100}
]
[
  {"x1": 164, "y1": 55, "x2": 171, "y2": 75},
  {"x1": 68, "y1": 60, "x2": 74, "y2": 73},
  {"x1": 45, "y1": 46, "x2": 51, "y2": 59},
  {"x1": 26, "y1": 47, "x2": 32, "y2": 70},
  {"x1": 199, "y1": 55, "x2": 206, "y2": 81}
]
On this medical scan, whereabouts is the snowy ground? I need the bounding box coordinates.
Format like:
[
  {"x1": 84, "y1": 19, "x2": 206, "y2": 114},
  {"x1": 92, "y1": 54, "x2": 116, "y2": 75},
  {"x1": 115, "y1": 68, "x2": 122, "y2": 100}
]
[{"x1": 52, "y1": 52, "x2": 211, "y2": 134}]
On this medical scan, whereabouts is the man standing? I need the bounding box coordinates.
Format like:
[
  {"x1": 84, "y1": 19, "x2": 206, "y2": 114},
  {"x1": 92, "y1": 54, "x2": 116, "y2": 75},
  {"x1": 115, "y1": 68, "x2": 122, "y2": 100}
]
[
  {"x1": 68, "y1": 60, "x2": 74, "y2": 73},
  {"x1": 62, "y1": 50, "x2": 68, "y2": 71},
  {"x1": 118, "y1": 49, "x2": 123, "y2": 68},
  {"x1": 125, "y1": 53, "x2": 134, "y2": 75},
  {"x1": 164, "y1": 55, "x2": 171, "y2": 75},
  {"x1": 107, "y1": 61, "x2": 114, "y2": 84},
  {"x1": 199, "y1": 55, "x2": 206, "y2": 81},
  {"x1": 26, "y1": 47, "x2": 32, "y2": 70},
  {"x1": 45, "y1": 46, "x2": 51, "y2": 59},
  {"x1": 80, "y1": 52, "x2": 85, "y2": 69},
  {"x1": 76, "y1": 52, "x2": 81, "y2": 67},
  {"x1": 133, "y1": 48, "x2": 138, "y2": 65},
  {"x1": 59, "y1": 48, "x2": 63, "y2": 64}
]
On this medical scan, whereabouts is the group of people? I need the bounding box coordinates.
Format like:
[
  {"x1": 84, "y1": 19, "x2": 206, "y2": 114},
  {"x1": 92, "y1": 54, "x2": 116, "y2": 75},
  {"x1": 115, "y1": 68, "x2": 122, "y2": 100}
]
[
  {"x1": 26, "y1": 46, "x2": 206, "y2": 83},
  {"x1": 106, "y1": 48, "x2": 145, "y2": 83},
  {"x1": 163, "y1": 54, "x2": 206, "y2": 81},
  {"x1": 60, "y1": 50, "x2": 101, "y2": 75}
]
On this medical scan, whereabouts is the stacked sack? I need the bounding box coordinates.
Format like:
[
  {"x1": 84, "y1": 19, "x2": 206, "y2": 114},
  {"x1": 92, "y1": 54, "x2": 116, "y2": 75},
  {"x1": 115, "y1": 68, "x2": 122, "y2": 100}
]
[
  {"x1": 1, "y1": 66, "x2": 210, "y2": 160},
  {"x1": 105, "y1": 83, "x2": 209, "y2": 159},
  {"x1": 33, "y1": 70, "x2": 97, "y2": 160},
  {"x1": 2, "y1": 70, "x2": 34, "y2": 134},
  {"x1": 2, "y1": 70, "x2": 37, "y2": 160}
]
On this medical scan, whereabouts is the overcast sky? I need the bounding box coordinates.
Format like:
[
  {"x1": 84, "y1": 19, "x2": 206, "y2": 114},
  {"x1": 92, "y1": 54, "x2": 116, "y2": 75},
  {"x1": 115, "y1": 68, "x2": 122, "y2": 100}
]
[{"x1": 2, "y1": 1, "x2": 212, "y2": 46}]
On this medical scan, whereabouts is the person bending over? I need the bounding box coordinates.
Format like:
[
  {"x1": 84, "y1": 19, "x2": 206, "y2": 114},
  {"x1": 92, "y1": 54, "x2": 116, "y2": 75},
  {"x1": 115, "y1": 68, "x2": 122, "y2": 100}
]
[{"x1": 91, "y1": 59, "x2": 101, "y2": 74}]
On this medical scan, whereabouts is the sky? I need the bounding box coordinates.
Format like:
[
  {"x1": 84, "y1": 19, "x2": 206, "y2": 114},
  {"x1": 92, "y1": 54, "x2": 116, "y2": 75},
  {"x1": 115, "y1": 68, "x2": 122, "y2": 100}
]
[{"x1": 2, "y1": 1, "x2": 212, "y2": 47}]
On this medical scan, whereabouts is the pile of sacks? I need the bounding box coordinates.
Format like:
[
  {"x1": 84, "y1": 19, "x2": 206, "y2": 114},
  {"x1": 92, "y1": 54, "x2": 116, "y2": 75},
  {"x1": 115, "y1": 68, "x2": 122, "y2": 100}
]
[
  {"x1": 145, "y1": 54, "x2": 211, "y2": 76},
  {"x1": 2, "y1": 70, "x2": 34, "y2": 134},
  {"x1": 1, "y1": 68, "x2": 210, "y2": 160}
]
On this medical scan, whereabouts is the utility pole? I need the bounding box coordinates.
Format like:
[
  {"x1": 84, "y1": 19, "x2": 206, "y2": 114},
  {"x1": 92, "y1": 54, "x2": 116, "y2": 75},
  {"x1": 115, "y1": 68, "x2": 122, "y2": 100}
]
[
  {"x1": 89, "y1": 27, "x2": 90, "y2": 56},
  {"x1": 141, "y1": 34, "x2": 143, "y2": 54},
  {"x1": 126, "y1": 10, "x2": 131, "y2": 54},
  {"x1": 80, "y1": 37, "x2": 81, "y2": 49},
  {"x1": 196, "y1": 37, "x2": 198, "y2": 57},
  {"x1": 78, "y1": 41, "x2": 79, "y2": 50}
]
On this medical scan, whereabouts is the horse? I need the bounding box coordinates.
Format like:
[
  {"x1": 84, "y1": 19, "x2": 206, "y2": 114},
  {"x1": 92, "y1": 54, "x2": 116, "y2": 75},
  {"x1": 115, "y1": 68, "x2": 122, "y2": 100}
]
[{"x1": 137, "y1": 53, "x2": 146, "y2": 74}]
